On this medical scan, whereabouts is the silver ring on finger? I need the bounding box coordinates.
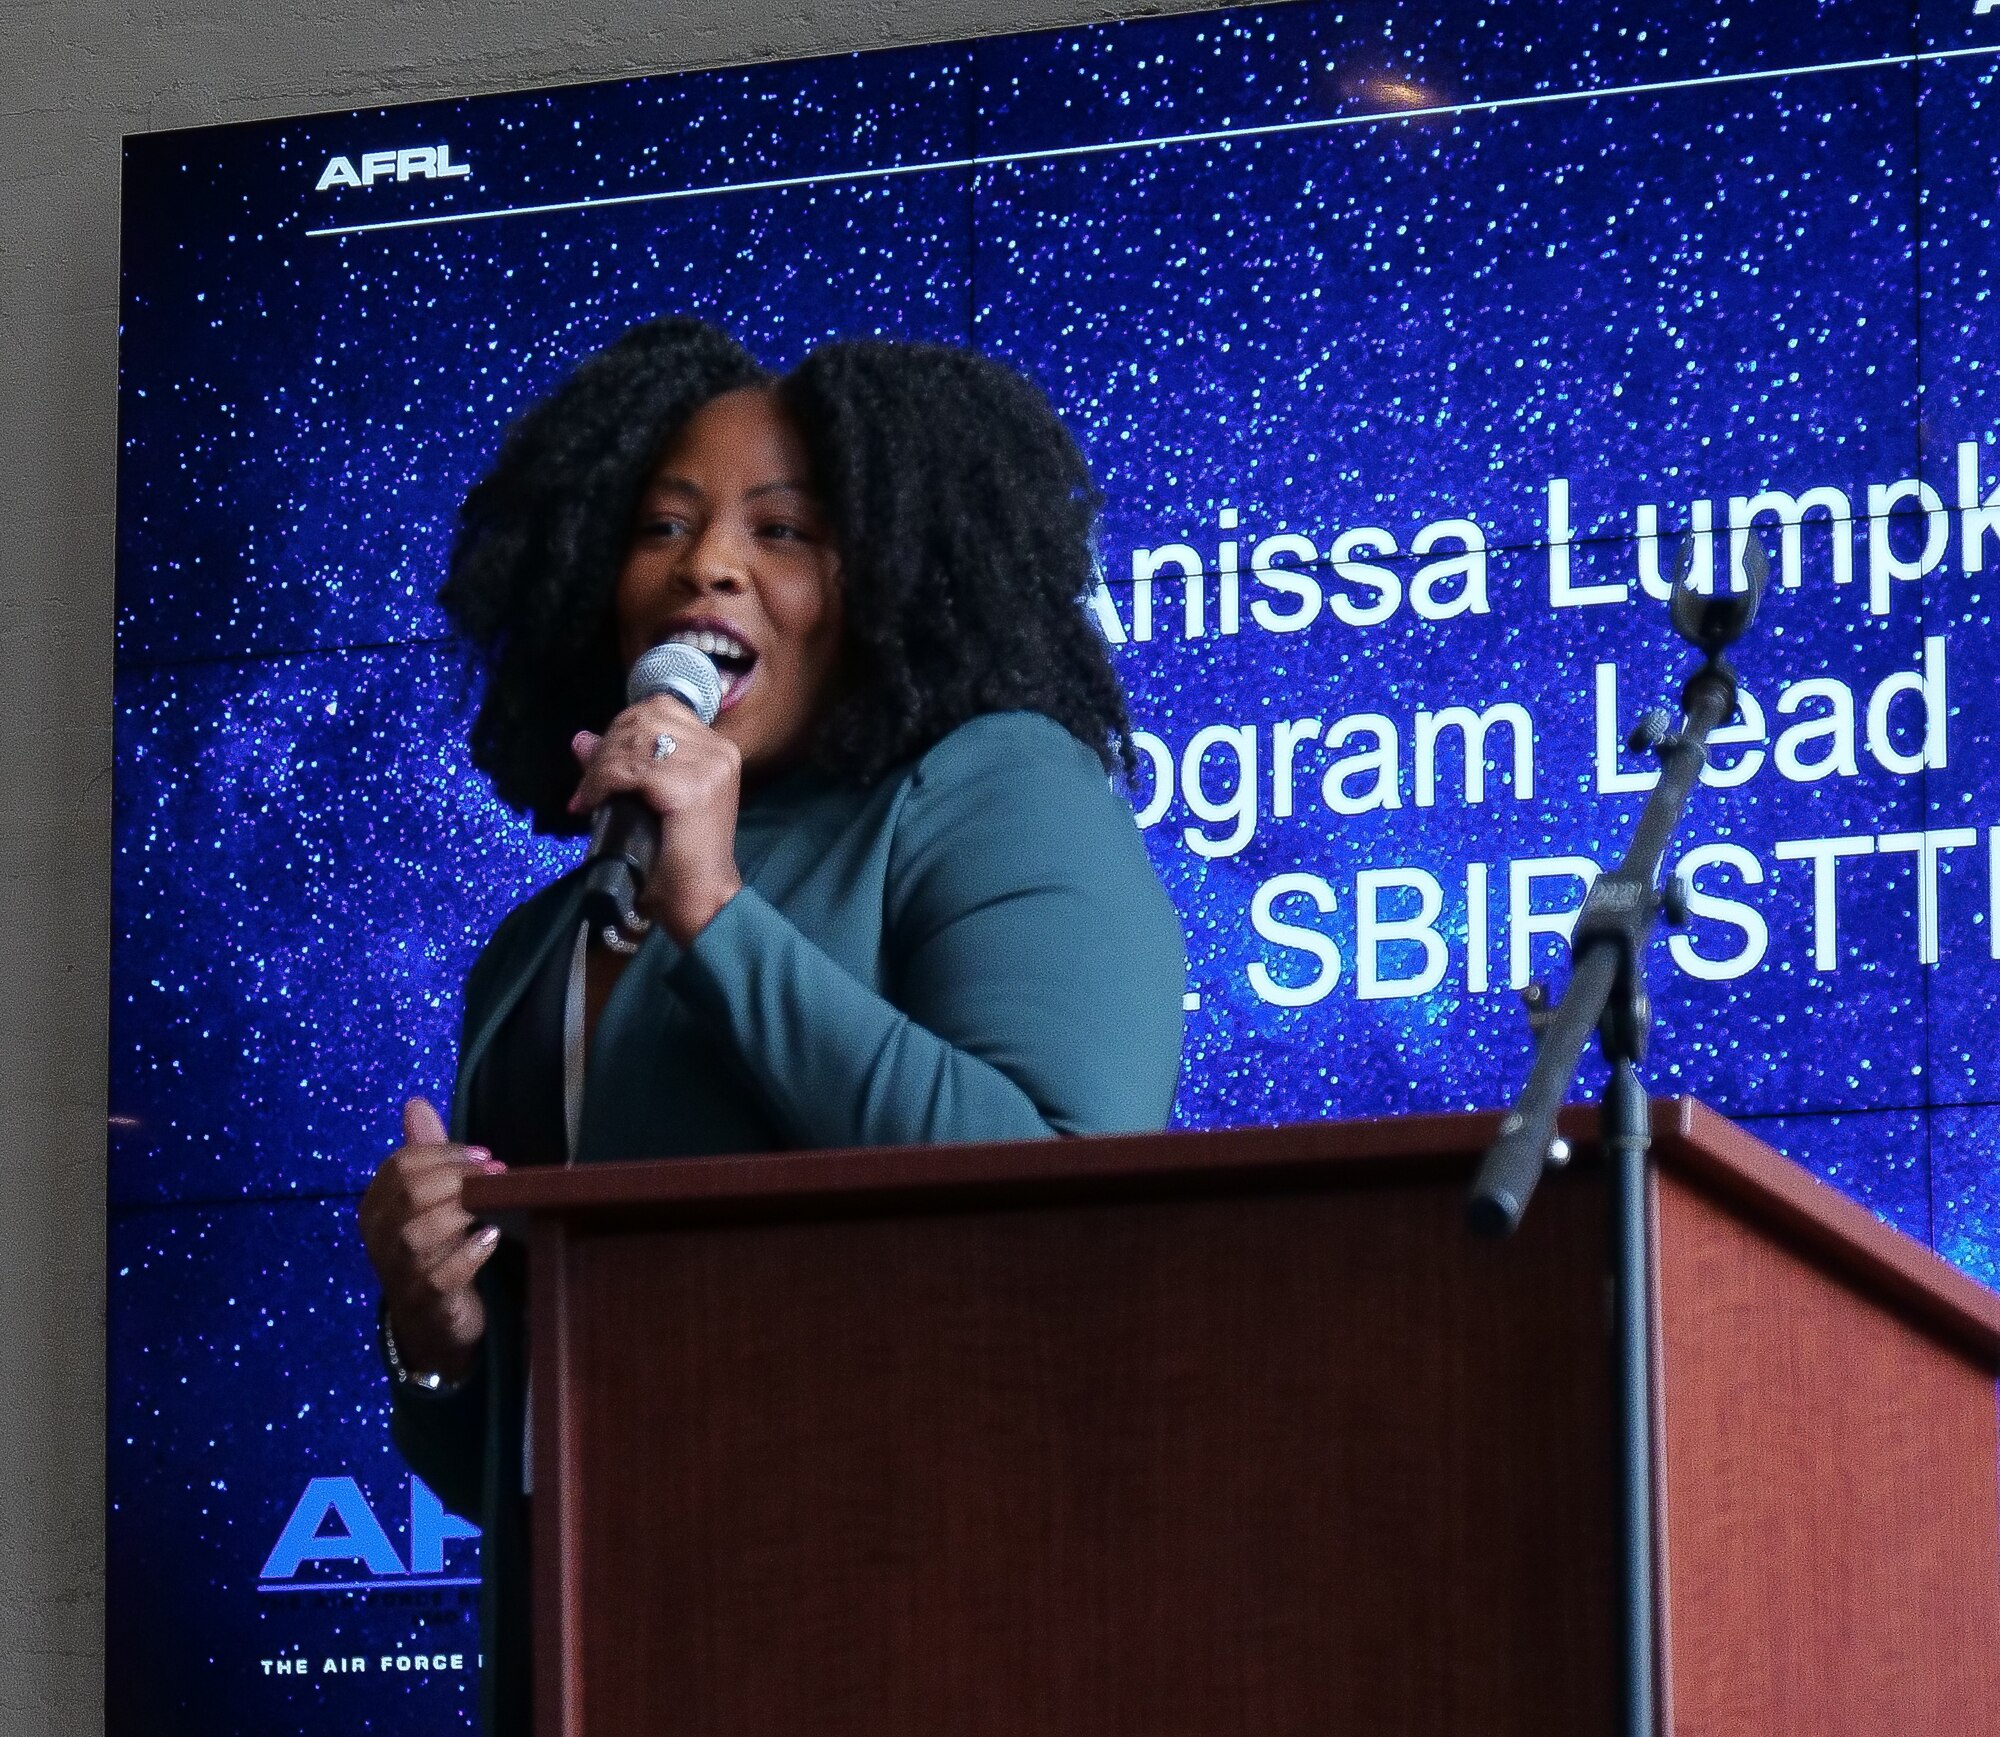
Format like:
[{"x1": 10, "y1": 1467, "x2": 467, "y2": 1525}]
[{"x1": 651, "y1": 731, "x2": 678, "y2": 761}]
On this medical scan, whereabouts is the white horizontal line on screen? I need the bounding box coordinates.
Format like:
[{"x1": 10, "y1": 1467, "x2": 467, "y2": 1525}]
[
  {"x1": 303, "y1": 42, "x2": 2000, "y2": 240},
  {"x1": 255, "y1": 1575, "x2": 481, "y2": 1593}
]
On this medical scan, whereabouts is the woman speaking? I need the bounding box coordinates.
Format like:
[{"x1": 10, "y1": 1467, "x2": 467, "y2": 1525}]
[{"x1": 357, "y1": 317, "x2": 1186, "y2": 1732}]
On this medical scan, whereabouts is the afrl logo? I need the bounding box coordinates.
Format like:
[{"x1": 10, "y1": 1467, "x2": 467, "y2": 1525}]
[
  {"x1": 260, "y1": 1475, "x2": 480, "y2": 1590},
  {"x1": 315, "y1": 145, "x2": 470, "y2": 191}
]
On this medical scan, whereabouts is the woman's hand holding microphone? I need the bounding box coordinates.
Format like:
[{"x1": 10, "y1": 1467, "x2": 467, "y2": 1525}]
[{"x1": 566, "y1": 688, "x2": 744, "y2": 948}]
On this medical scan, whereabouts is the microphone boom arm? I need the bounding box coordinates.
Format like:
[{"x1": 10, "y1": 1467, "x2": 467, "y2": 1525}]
[{"x1": 1466, "y1": 651, "x2": 1738, "y2": 1235}]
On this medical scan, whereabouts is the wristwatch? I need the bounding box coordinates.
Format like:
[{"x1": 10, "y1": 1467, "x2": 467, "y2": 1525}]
[{"x1": 377, "y1": 1303, "x2": 462, "y2": 1395}]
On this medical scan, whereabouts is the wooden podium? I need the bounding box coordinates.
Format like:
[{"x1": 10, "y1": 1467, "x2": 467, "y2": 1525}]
[{"x1": 467, "y1": 1099, "x2": 2000, "y2": 1736}]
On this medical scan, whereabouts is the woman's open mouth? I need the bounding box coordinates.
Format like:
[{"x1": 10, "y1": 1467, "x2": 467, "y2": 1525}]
[{"x1": 663, "y1": 625, "x2": 758, "y2": 711}]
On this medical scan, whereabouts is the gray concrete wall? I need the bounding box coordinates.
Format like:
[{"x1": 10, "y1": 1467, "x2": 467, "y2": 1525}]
[{"x1": 0, "y1": 1, "x2": 1215, "y2": 1727}]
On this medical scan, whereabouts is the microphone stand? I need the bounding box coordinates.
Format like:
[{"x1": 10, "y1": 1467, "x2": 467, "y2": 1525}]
[{"x1": 1467, "y1": 536, "x2": 1766, "y2": 1737}]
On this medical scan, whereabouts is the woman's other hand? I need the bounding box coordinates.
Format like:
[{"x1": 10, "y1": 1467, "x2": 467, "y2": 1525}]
[
  {"x1": 566, "y1": 698, "x2": 744, "y2": 946},
  {"x1": 358, "y1": 1097, "x2": 503, "y2": 1388}
]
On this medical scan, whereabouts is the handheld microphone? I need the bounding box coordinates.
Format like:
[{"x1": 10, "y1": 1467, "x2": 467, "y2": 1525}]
[{"x1": 581, "y1": 641, "x2": 725, "y2": 949}]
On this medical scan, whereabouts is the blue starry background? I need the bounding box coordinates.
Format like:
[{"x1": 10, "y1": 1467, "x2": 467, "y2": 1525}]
[{"x1": 109, "y1": 3, "x2": 2000, "y2": 1729}]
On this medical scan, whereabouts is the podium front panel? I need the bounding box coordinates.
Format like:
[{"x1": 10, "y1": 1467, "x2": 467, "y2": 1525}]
[{"x1": 531, "y1": 1172, "x2": 1618, "y2": 1737}]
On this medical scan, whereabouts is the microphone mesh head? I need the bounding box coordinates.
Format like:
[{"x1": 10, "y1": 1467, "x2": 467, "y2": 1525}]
[{"x1": 626, "y1": 641, "x2": 725, "y2": 724}]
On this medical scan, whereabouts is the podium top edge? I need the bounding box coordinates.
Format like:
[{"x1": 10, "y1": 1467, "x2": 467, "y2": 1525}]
[
  {"x1": 464, "y1": 1102, "x2": 1527, "y2": 1218},
  {"x1": 463, "y1": 1098, "x2": 2000, "y2": 1366},
  {"x1": 1659, "y1": 1098, "x2": 2000, "y2": 1366}
]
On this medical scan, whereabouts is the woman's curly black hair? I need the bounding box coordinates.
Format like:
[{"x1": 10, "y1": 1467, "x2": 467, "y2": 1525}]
[{"x1": 441, "y1": 318, "x2": 1133, "y2": 834}]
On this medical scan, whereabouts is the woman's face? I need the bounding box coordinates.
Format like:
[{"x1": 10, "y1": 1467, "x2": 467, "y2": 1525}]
[{"x1": 614, "y1": 386, "x2": 843, "y2": 778}]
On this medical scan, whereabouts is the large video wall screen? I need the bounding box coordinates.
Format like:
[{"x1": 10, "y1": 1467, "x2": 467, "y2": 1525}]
[{"x1": 113, "y1": 2, "x2": 2000, "y2": 1727}]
